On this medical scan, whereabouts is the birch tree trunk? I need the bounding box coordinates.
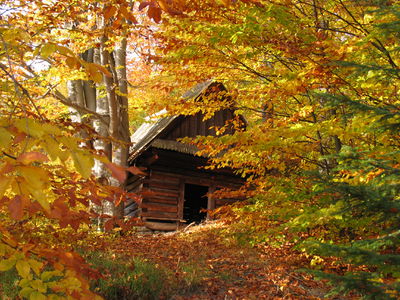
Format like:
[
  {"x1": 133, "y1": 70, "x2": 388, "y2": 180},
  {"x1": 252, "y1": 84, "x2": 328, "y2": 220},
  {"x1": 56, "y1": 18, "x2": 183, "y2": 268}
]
[
  {"x1": 66, "y1": 20, "x2": 131, "y2": 220},
  {"x1": 112, "y1": 36, "x2": 131, "y2": 218}
]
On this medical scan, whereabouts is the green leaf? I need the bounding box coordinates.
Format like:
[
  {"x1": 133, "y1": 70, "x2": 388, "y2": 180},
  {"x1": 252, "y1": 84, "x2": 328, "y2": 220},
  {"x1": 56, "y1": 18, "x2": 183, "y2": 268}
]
[
  {"x1": 0, "y1": 256, "x2": 17, "y2": 271},
  {"x1": 29, "y1": 291, "x2": 46, "y2": 300},
  {"x1": 28, "y1": 259, "x2": 43, "y2": 276},
  {"x1": 40, "y1": 270, "x2": 61, "y2": 281},
  {"x1": 19, "y1": 287, "x2": 35, "y2": 298},
  {"x1": 30, "y1": 279, "x2": 47, "y2": 293},
  {"x1": 16, "y1": 260, "x2": 31, "y2": 278}
]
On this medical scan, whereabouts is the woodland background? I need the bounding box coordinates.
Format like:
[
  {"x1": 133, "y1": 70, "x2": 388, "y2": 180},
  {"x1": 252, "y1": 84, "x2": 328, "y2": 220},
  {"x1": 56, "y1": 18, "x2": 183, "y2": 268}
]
[{"x1": 0, "y1": 0, "x2": 399, "y2": 299}]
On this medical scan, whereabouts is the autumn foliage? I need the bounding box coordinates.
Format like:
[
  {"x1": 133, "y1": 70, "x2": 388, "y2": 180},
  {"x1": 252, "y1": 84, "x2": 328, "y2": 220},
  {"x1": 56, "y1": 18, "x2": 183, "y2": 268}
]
[
  {"x1": 144, "y1": 0, "x2": 400, "y2": 298},
  {"x1": 1, "y1": 0, "x2": 400, "y2": 299}
]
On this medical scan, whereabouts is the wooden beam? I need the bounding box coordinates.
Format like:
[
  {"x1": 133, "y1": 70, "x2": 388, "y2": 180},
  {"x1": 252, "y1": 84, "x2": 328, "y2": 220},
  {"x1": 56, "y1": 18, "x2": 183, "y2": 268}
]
[
  {"x1": 141, "y1": 211, "x2": 177, "y2": 219},
  {"x1": 178, "y1": 179, "x2": 185, "y2": 219},
  {"x1": 141, "y1": 202, "x2": 178, "y2": 213},
  {"x1": 207, "y1": 184, "x2": 216, "y2": 220},
  {"x1": 144, "y1": 221, "x2": 179, "y2": 231}
]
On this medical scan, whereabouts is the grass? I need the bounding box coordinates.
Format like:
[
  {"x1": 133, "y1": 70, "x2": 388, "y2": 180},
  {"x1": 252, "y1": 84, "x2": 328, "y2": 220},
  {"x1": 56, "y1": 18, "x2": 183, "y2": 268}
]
[
  {"x1": 179, "y1": 262, "x2": 209, "y2": 292},
  {"x1": 86, "y1": 251, "x2": 174, "y2": 300},
  {"x1": 0, "y1": 251, "x2": 208, "y2": 300},
  {"x1": 0, "y1": 269, "x2": 19, "y2": 299}
]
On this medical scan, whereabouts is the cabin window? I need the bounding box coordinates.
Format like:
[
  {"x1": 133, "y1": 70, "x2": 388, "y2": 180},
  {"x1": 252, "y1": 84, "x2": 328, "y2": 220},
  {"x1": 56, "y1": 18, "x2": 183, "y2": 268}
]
[{"x1": 183, "y1": 184, "x2": 208, "y2": 223}]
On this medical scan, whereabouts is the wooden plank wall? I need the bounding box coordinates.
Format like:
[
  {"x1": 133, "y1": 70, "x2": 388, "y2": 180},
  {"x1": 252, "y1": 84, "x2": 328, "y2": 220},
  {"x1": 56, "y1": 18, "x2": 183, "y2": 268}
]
[
  {"x1": 162, "y1": 110, "x2": 235, "y2": 140},
  {"x1": 139, "y1": 167, "x2": 244, "y2": 221},
  {"x1": 125, "y1": 174, "x2": 143, "y2": 217},
  {"x1": 140, "y1": 171, "x2": 180, "y2": 220}
]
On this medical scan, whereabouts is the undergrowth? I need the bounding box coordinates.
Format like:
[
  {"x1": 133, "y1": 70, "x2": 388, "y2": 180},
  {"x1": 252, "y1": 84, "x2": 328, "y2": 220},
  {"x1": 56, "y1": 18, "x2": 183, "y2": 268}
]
[
  {"x1": 0, "y1": 268, "x2": 19, "y2": 299},
  {"x1": 85, "y1": 251, "x2": 173, "y2": 300}
]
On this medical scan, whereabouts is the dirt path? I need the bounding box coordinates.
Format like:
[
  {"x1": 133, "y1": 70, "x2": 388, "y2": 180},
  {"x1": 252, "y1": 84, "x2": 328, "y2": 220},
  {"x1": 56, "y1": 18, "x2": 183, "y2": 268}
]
[{"x1": 104, "y1": 222, "x2": 328, "y2": 299}]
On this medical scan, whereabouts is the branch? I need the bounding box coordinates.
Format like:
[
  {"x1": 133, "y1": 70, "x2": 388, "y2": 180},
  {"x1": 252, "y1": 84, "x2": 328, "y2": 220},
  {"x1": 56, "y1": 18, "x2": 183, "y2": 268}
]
[
  {"x1": 0, "y1": 63, "x2": 44, "y2": 120},
  {"x1": 2, "y1": 151, "x2": 17, "y2": 160},
  {"x1": 51, "y1": 90, "x2": 109, "y2": 126},
  {"x1": 216, "y1": 48, "x2": 273, "y2": 82}
]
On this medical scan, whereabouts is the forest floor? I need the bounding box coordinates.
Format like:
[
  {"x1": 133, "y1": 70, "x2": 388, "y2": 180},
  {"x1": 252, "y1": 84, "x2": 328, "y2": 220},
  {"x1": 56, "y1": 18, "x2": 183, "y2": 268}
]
[{"x1": 93, "y1": 221, "x2": 335, "y2": 299}]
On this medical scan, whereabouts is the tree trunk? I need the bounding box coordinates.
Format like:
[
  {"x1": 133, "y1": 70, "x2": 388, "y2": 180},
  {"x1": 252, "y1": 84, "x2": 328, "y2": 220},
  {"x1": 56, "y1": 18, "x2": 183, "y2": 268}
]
[{"x1": 65, "y1": 18, "x2": 131, "y2": 221}]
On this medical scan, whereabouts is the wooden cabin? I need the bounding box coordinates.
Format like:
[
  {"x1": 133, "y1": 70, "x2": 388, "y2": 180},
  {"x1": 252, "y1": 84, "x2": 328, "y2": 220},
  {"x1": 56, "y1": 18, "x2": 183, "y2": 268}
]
[{"x1": 125, "y1": 81, "x2": 245, "y2": 231}]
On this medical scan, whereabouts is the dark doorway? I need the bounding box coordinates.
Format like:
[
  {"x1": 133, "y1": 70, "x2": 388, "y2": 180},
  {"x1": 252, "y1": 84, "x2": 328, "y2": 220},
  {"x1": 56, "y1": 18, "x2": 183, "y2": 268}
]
[{"x1": 184, "y1": 184, "x2": 209, "y2": 223}]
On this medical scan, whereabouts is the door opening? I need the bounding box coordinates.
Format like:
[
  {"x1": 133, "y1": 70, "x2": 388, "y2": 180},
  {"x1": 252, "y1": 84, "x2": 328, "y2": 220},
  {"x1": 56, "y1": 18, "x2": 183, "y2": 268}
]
[{"x1": 183, "y1": 184, "x2": 209, "y2": 223}]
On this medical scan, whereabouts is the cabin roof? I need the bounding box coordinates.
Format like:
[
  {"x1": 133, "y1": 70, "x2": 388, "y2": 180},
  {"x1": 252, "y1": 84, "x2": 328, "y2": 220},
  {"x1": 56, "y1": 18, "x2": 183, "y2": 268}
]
[{"x1": 129, "y1": 80, "x2": 219, "y2": 161}]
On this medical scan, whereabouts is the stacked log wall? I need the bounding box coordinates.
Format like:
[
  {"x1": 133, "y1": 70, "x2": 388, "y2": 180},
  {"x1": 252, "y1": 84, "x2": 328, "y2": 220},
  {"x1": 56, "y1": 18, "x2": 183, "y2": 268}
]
[
  {"x1": 124, "y1": 174, "x2": 143, "y2": 217},
  {"x1": 140, "y1": 171, "x2": 180, "y2": 220},
  {"x1": 162, "y1": 110, "x2": 235, "y2": 140},
  {"x1": 140, "y1": 165, "x2": 244, "y2": 221}
]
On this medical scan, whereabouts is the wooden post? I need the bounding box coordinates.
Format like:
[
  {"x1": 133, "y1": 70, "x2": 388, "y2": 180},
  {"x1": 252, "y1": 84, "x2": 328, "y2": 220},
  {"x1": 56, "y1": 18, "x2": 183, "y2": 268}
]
[
  {"x1": 207, "y1": 184, "x2": 216, "y2": 220},
  {"x1": 178, "y1": 179, "x2": 185, "y2": 220}
]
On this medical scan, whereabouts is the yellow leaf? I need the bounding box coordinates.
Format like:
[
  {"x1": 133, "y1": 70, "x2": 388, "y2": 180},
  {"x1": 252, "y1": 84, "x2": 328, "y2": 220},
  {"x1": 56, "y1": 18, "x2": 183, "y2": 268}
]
[
  {"x1": 71, "y1": 151, "x2": 93, "y2": 178},
  {"x1": 15, "y1": 119, "x2": 45, "y2": 138},
  {"x1": 30, "y1": 279, "x2": 47, "y2": 293},
  {"x1": 16, "y1": 260, "x2": 31, "y2": 277},
  {"x1": 0, "y1": 176, "x2": 12, "y2": 198},
  {"x1": 29, "y1": 291, "x2": 46, "y2": 300},
  {"x1": 31, "y1": 190, "x2": 50, "y2": 212},
  {"x1": 40, "y1": 43, "x2": 57, "y2": 59},
  {"x1": 65, "y1": 56, "x2": 81, "y2": 70},
  {"x1": 19, "y1": 287, "x2": 35, "y2": 298},
  {"x1": 41, "y1": 123, "x2": 62, "y2": 136},
  {"x1": 18, "y1": 166, "x2": 50, "y2": 211},
  {"x1": 94, "y1": 64, "x2": 112, "y2": 77},
  {"x1": 28, "y1": 259, "x2": 43, "y2": 276},
  {"x1": 0, "y1": 256, "x2": 17, "y2": 271},
  {"x1": 56, "y1": 45, "x2": 74, "y2": 56},
  {"x1": 43, "y1": 139, "x2": 60, "y2": 161},
  {"x1": 0, "y1": 127, "x2": 12, "y2": 149},
  {"x1": 18, "y1": 166, "x2": 48, "y2": 190},
  {"x1": 40, "y1": 270, "x2": 61, "y2": 281},
  {"x1": 44, "y1": 138, "x2": 69, "y2": 162},
  {"x1": 220, "y1": 0, "x2": 231, "y2": 6},
  {"x1": 85, "y1": 63, "x2": 104, "y2": 83}
]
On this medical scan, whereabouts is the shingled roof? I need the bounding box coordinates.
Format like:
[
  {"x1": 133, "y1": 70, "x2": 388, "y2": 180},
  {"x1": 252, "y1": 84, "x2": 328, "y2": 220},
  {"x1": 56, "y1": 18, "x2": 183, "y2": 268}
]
[{"x1": 129, "y1": 80, "x2": 223, "y2": 161}]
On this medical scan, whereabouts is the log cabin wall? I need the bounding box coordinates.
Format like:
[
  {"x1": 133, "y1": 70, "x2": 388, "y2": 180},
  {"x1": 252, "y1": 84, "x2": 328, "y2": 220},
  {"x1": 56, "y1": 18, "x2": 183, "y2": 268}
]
[
  {"x1": 127, "y1": 82, "x2": 246, "y2": 229},
  {"x1": 124, "y1": 174, "x2": 143, "y2": 217},
  {"x1": 160, "y1": 109, "x2": 236, "y2": 140},
  {"x1": 141, "y1": 170, "x2": 180, "y2": 220},
  {"x1": 129, "y1": 148, "x2": 243, "y2": 228}
]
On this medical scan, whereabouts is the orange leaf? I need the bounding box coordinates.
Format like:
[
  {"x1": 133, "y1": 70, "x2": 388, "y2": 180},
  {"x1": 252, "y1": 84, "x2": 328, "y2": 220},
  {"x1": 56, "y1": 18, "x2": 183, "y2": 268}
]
[
  {"x1": 127, "y1": 166, "x2": 147, "y2": 176},
  {"x1": 158, "y1": 0, "x2": 169, "y2": 12},
  {"x1": 94, "y1": 64, "x2": 112, "y2": 77},
  {"x1": 148, "y1": 6, "x2": 162, "y2": 23},
  {"x1": 104, "y1": 6, "x2": 117, "y2": 20},
  {"x1": 139, "y1": 2, "x2": 151, "y2": 11},
  {"x1": 0, "y1": 162, "x2": 14, "y2": 174},
  {"x1": 114, "y1": 193, "x2": 125, "y2": 207},
  {"x1": 17, "y1": 152, "x2": 48, "y2": 164},
  {"x1": 105, "y1": 162, "x2": 127, "y2": 183},
  {"x1": 120, "y1": 6, "x2": 138, "y2": 24},
  {"x1": 104, "y1": 218, "x2": 114, "y2": 232},
  {"x1": 85, "y1": 63, "x2": 103, "y2": 83},
  {"x1": 65, "y1": 56, "x2": 81, "y2": 70},
  {"x1": 8, "y1": 195, "x2": 27, "y2": 220}
]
